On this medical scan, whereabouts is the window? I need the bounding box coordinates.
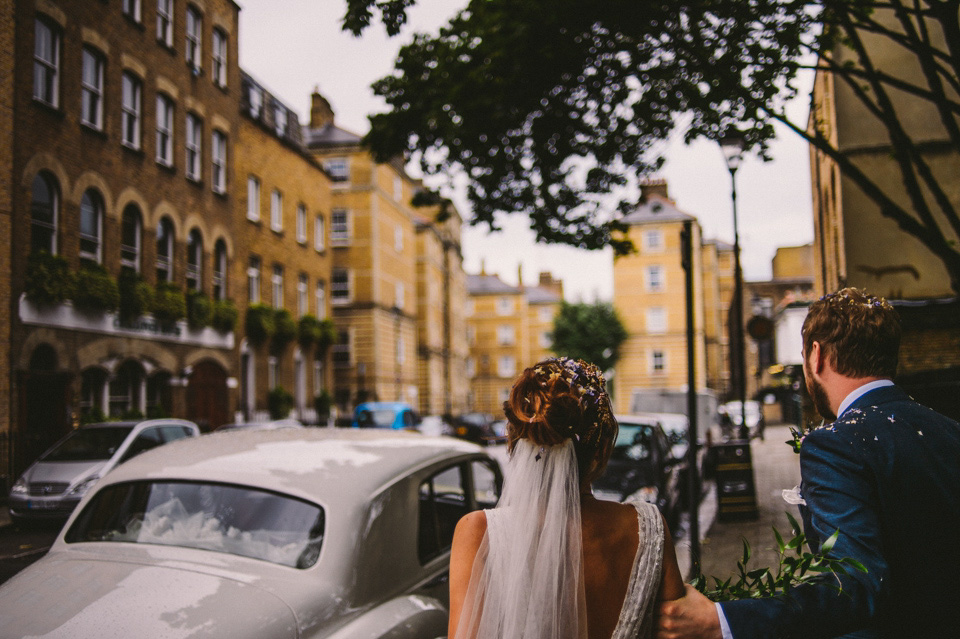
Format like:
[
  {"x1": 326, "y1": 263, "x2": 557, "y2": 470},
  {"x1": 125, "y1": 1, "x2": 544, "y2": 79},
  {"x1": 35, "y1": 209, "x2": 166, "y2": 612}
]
[
  {"x1": 315, "y1": 281, "x2": 326, "y2": 318},
  {"x1": 644, "y1": 229, "x2": 663, "y2": 252},
  {"x1": 274, "y1": 102, "x2": 287, "y2": 137},
  {"x1": 538, "y1": 306, "x2": 553, "y2": 323},
  {"x1": 296, "y1": 204, "x2": 307, "y2": 243},
  {"x1": 465, "y1": 299, "x2": 475, "y2": 316},
  {"x1": 332, "y1": 268, "x2": 350, "y2": 304},
  {"x1": 247, "y1": 84, "x2": 263, "y2": 117},
  {"x1": 395, "y1": 281, "x2": 404, "y2": 310},
  {"x1": 465, "y1": 357, "x2": 475, "y2": 378},
  {"x1": 212, "y1": 130, "x2": 226, "y2": 193},
  {"x1": 156, "y1": 217, "x2": 174, "y2": 282},
  {"x1": 185, "y1": 113, "x2": 202, "y2": 180},
  {"x1": 394, "y1": 224, "x2": 403, "y2": 252},
  {"x1": 79, "y1": 190, "x2": 104, "y2": 263},
  {"x1": 497, "y1": 355, "x2": 516, "y2": 378},
  {"x1": 271, "y1": 265, "x2": 284, "y2": 309},
  {"x1": 186, "y1": 229, "x2": 202, "y2": 291},
  {"x1": 393, "y1": 176, "x2": 403, "y2": 202},
  {"x1": 155, "y1": 95, "x2": 174, "y2": 166},
  {"x1": 332, "y1": 329, "x2": 350, "y2": 368},
  {"x1": 34, "y1": 18, "x2": 60, "y2": 106},
  {"x1": 270, "y1": 189, "x2": 283, "y2": 231},
  {"x1": 157, "y1": 0, "x2": 173, "y2": 46},
  {"x1": 324, "y1": 158, "x2": 348, "y2": 183},
  {"x1": 213, "y1": 239, "x2": 227, "y2": 300},
  {"x1": 646, "y1": 265, "x2": 664, "y2": 292},
  {"x1": 313, "y1": 360, "x2": 324, "y2": 396},
  {"x1": 123, "y1": 0, "x2": 141, "y2": 21},
  {"x1": 109, "y1": 361, "x2": 144, "y2": 418},
  {"x1": 247, "y1": 176, "x2": 260, "y2": 221},
  {"x1": 418, "y1": 465, "x2": 468, "y2": 563},
  {"x1": 212, "y1": 28, "x2": 227, "y2": 87},
  {"x1": 539, "y1": 330, "x2": 551, "y2": 348},
  {"x1": 651, "y1": 350, "x2": 666, "y2": 373},
  {"x1": 121, "y1": 72, "x2": 141, "y2": 149},
  {"x1": 647, "y1": 307, "x2": 667, "y2": 334},
  {"x1": 297, "y1": 273, "x2": 308, "y2": 317},
  {"x1": 30, "y1": 172, "x2": 58, "y2": 255},
  {"x1": 314, "y1": 214, "x2": 325, "y2": 251},
  {"x1": 497, "y1": 325, "x2": 515, "y2": 346},
  {"x1": 120, "y1": 205, "x2": 142, "y2": 272},
  {"x1": 81, "y1": 48, "x2": 104, "y2": 129},
  {"x1": 247, "y1": 256, "x2": 261, "y2": 305},
  {"x1": 497, "y1": 297, "x2": 514, "y2": 316},
  {"x1": 331, "y1": 209, "x2": 349, "y2": 243},
  {"x1": 268, "y1": 356, "x2": 277, "y2": 390},
  {"x1": 186, "y1": 6, "x2": 202, "y2": 70},
  {"x1": 466, "y1": 326, "x2": 476, "y2": 346}
]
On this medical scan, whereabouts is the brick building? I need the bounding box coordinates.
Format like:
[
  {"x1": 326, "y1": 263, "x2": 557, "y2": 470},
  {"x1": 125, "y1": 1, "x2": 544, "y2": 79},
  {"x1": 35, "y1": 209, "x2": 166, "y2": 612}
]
[
  {"x1": 235, "y1": 72, "x2": 333, "y2": 423},
  {"x1": 5, "y1": 0, "x2": 243, "y2": 480}
]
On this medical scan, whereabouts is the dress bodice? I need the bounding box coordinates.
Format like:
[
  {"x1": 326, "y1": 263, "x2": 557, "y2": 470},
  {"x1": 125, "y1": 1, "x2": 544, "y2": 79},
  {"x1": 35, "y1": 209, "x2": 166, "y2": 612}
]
[{"x1": 609, "y1": 500, "x2": 665, "y2": 639}]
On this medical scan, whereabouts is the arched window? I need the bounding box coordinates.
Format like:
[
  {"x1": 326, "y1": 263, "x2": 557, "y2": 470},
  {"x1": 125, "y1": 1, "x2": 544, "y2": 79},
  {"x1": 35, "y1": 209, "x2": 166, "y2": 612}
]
[
  {"x1": 213, "y1": 239, "x2": 227, "y2": 300},
  {"x1": 186, "y1": 228, "x2": 203, "y2": 291},
  {"x1": 109, "y1": 360, "x2": 144, "y2": 418},
  {"x1": 80, "y1": 368, "x2": 108, "y2": 420},
  {"x1": 30, "y1": 172, "x2": 58, "y2": 254},
  {"x1": 79, "y1": 189, "x2": 104, "y2": 263},
  {"x1": 156, "y1": 217, "x2": 174, "y2": 282},
  {"x1": 120, "y1": 204, "x2": 142, "y2": 271}
]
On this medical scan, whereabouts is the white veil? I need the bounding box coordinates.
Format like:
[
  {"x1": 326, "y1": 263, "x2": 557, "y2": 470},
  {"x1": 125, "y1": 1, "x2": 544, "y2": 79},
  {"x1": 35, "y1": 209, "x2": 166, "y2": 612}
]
[{"x1": 454, "y1": 437, "x2": 587, "y2": 639}]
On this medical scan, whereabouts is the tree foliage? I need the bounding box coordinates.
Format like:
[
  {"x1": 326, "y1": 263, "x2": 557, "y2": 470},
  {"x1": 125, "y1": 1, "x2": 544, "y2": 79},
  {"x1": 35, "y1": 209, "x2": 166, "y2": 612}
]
[
  {"x1": 344, "y1": 0, "x2": 960, "y2": 291},
  {"x1": 550, "y1": 301, "x2": 628, "y2": 373}
]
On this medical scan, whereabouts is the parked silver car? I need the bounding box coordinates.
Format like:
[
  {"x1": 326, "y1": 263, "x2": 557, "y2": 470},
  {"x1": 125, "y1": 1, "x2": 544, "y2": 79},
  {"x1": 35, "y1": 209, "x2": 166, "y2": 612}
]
[
  {"x1": 7, "y1": 419, "x2": 200, "y2": 523},
  {"x1": 0, "y1": 428, "x2": 502, "y2": 638}
]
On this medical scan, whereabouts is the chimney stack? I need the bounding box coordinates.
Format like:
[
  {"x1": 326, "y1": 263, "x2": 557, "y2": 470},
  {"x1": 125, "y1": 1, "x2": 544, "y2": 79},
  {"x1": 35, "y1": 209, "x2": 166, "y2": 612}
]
[
  {"x1": 640, "y1": 178, "x2": 671, "y2": 202},
  {"x1": 310, "y1": 89, "x2": 334, "y2": 129}
]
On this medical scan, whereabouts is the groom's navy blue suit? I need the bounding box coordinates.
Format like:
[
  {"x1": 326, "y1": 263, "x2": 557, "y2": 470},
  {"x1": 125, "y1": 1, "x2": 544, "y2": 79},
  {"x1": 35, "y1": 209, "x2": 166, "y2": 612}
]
[{"x1": 719, "y1": 385, "x2": 960, "y2": 639}]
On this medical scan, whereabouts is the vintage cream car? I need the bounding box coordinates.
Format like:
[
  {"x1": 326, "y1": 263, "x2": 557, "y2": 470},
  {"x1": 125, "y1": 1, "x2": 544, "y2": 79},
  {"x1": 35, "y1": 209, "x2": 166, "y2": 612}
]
[{"x1": 0, "y1": 428, "x2": 502, "y2": 638}]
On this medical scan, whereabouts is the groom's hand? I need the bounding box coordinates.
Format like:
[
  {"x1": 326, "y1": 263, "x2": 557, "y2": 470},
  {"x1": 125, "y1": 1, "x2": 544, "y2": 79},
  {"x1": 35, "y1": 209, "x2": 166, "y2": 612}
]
[{"x1": 656, "y1": 584, "x2": 723, "y2": 639}]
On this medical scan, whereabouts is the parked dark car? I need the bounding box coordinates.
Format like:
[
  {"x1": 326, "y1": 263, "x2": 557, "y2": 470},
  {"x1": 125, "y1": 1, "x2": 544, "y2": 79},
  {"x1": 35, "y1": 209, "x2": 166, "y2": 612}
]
[
  {"x1": 592, "y1": 414, "x2": 683, "y2": 528},
  {"x1": 450, "y1": 413, "x2": 503, "y2": 446}
]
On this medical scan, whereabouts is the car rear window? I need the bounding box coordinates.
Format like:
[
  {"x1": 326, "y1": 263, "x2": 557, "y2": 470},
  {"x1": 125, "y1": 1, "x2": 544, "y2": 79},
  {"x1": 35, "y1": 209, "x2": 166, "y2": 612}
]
[
  {"x1": 42, "y1": 426, "x2": 134, "y2": 462},
  {"x1": 65, "y1": 480, "x2": 325, "y2": 569},
  {"x1": 612, "y1": 424, "x2": 653, "y2": 461}
]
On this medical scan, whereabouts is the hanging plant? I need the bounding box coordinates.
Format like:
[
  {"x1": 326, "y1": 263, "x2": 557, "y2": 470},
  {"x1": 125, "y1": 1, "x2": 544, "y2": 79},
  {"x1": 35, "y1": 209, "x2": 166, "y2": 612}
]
[
  {"x1": 245, "y1": 303, "x2": 276, "y2": 346},
  {"x1": 118, "y1": 269, "x2": 154, "y2": 322},
  {"x1": 24, "y1": 251, "x2": 75, "y2": 306},
  {"x1": 297, "y1": 314, "x2": 321, "y2": 347},
  {"x1": 187, "y1": 289, "x2": 213, "y2": 328},
  {"x1": 316, "y1": 318, "x2": 337, "y2": 353},
  {"x1": 272, "y1": 308, "x2": 297, "y2": 349},
  {"x1": 73, "y1": 262, "x2": 120, "y2": 314},
  {"x1": 211, "y1": 298, "x2": 239, "y2": 334},
  {"x1": 152, "y1": 281, "x2": 187, "y2": 325}
]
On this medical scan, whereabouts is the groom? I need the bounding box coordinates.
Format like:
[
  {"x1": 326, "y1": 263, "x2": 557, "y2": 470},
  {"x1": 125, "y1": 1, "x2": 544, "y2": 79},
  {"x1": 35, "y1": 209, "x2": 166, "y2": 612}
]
[{"x1": 657, "y1": 288, "x2": 960, "y2": 639}]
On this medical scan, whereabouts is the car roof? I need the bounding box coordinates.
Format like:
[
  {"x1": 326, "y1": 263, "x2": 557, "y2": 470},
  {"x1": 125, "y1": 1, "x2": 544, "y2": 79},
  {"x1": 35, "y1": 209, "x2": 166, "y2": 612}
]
[
  {"x1": 99, "y1": 428, "x2": 485, "y2": 507},
  {"x1": 78, "y1": 419, "x2": 199, "y2": 431},
  {"x1": 615, "y1": 413, "x2": 663, "y2": 427}
]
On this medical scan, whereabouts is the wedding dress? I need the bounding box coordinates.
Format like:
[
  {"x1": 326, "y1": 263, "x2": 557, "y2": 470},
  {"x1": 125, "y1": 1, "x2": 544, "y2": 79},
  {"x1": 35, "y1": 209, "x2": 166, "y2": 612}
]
[{"x1": 454, "y1": 438, "x2": 665, "y2": 639}]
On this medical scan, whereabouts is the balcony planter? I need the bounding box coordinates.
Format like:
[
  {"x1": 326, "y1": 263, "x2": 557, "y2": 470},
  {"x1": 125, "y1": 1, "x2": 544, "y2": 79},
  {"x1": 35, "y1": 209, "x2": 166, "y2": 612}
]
[
  {"x1": 73, "y1": 262, "x2": 120, "y2": 314},
  {"x1": 152, "y1": 281, "x2": 187, "y2": 327},
  {"x1": 316, "y1": 318, "x2": 337, "y2": 353},
  {"x1": 187, "y1": 290, "x2": 213, "y2": 329},
  {"x1": 297, "y1": 314, "x2": 322, "y2": 347},
  {"x1": 272, "y1": 308, "x2": 297, "y2": 351},
  {"x1": 244, "y1": 304, "x2": 276, "y2": 347},
  {"x1": 267, "y1": 385, "x2": 294, "y2": 420},
  {"x1": 24, "y1": 251, "x2": 74, "y2": 306},
  {"x1": 118, "y1": 270, "x2": 154, "y2": 322},
  {"x1": 211, "y1": 299, "x2": 239, "y2": 334}
]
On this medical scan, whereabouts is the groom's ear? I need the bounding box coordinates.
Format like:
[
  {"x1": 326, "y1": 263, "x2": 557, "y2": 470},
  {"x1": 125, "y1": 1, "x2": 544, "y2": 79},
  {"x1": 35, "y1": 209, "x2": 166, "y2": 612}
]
[{"x1": 809, "y1": 341, "x2": 826, "y2": 375}]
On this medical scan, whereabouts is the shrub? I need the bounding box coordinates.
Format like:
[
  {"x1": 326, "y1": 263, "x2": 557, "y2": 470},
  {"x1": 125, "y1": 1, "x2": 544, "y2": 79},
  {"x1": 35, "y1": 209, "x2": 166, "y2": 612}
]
[
  {"x1": 267, "y1": 386, "x2": 294, "y2": 419},
  {"x1": 80, "y1": 407, "x2": 107, "y2": 425},
  {"x1": 187, "y1": 290, "x2": 213, "y2": 328},
  {"x1": 118, "y1": 269, "x2": 154, "y2": 321},
  {"x1": 73, "y1": 262, "x2": 120, "y2": 314},
  {"x1": 24, "y1": 251, "x2": 74, "y2": 306},
  {"x1": 314, "y1": 389, "x2": 333, "y2": 420},
  {"x1": 211, "y1": 299, "x2": 239, "y2": 333},
  {"x1": 153, "y1": 281, "x2": 187, "y2": 324},
  {"x1": 272, "y1": 308, "x2": 297, "y2": 349},
  {"x1": 245, "y1": 304, "x2": 275, "y2": 346}
]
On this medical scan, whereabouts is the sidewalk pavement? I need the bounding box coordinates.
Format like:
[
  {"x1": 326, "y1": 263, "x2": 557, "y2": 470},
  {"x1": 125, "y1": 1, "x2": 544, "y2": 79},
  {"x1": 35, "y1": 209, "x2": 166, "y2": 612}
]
[{"x1": 694, "y1": 423, "x2": 802, "y2": 583}]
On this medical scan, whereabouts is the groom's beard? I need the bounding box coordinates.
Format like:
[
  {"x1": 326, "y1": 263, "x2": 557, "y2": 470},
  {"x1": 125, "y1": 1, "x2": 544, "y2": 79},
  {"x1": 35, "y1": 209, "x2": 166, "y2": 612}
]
[{"x1": 808, "y1": 376, "x2": 837, "y2": 421}]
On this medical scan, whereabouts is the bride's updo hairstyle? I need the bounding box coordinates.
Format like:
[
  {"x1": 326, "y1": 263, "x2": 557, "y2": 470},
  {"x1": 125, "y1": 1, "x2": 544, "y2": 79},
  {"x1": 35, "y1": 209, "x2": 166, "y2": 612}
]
[{"x1": 503, "y1": 357, "x2": 618, "y2": 484}]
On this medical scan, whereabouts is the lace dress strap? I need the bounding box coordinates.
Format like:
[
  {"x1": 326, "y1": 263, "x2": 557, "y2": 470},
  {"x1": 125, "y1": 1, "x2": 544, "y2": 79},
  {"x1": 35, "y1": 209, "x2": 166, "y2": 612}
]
[{"x1": 609, "y1": 501, "x2": 665, "y2": 639}]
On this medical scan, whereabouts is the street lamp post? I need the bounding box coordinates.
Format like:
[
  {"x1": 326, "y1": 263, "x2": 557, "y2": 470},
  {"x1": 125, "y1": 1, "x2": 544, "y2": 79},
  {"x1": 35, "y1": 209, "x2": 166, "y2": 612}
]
[{"x1": 720, "y1": 134, "x2": 748, "y2": 440}]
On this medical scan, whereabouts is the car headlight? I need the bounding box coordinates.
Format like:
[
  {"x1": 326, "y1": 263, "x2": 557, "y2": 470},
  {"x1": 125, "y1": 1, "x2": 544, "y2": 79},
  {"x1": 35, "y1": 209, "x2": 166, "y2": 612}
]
[
  {"x1": 68, "y1": 475, "x2": 101, "y2": 497},
  {"x1": 629, "y1": 485, "x2": 659, "y2": 505},
  {"x1": 10, "y1": 477, "x2": 27, "y2": 496}
]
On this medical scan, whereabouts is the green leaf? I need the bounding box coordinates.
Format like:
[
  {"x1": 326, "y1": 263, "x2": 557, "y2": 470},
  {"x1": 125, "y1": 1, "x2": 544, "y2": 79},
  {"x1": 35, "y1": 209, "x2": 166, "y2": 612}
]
[{"x1": 820, "y1": 530, "x2": 840, "y2": 555}]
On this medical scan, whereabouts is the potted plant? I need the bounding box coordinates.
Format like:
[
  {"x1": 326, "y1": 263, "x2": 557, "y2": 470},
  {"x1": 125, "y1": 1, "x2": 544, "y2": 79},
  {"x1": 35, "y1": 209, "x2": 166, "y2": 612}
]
[
  {"x1": 73, "y1": 262, "x2": 120, "y2": 314},
  {"x1": 244, "y1": 304, "x2": 276, "y2": 346},
  {"x1": 314, "y1": 389, "x2": 333, "y2": 423},
  {"x1": 267, "y1": 385, "x2": 294, "y2": 420},
  {"x1": 118, "y1": 269, "x2": 154, "y2": 322},
  {"x1": 24, "y1": 251, "x2": 74, "y2": 306},
  {"x1": 186, "y1": 289, "x2": 213, "y2": 328},
  {"x1": 153, "y1": 281, "x2": 187, "y2": 325},
  {"x1": 211, "y1": 298, "x2": 239, "y2": 334}
]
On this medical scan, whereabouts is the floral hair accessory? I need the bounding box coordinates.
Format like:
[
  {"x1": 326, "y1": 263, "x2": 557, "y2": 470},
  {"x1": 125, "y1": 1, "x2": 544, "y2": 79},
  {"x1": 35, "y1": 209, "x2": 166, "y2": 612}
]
[{"x1": 531, "y1": 357, "x2": 614, "y2": 451}]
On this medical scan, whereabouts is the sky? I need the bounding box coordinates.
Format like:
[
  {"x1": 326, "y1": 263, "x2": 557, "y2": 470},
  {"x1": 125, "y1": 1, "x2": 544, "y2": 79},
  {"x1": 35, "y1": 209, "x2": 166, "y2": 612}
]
[{"x1": 238, "y1": 0, "x2": 815, "y2": 302}]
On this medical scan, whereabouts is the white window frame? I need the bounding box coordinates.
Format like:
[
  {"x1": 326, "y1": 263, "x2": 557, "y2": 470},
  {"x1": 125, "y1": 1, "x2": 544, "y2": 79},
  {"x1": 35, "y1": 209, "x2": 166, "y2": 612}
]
[
  {"x1": 213, "y1": 240, "x2": 227, "y2": 300},
  {"x1": 155, "y1": 94, "x2": 174, "y2": 166},
  {"x1": 120, "y1": 206, "x2": 142, "y2": 272},
  {"x1": 186, "y1": 6, "x2": 202, "y2": 71},
  {"x1": 272, "y1": 264, "x2": 284, "y2": 309},
  {"x1": 646, "y1": 265, "x2": 664, "y2": 292},
  {"x1": 331, "y1": 209, "x2": 349, "y2": 243},
  {"x1": 212, "y1": 28, "x2": 227, "y2": 88},
  {"x1": 646, "y1": 307, "x2": 667, "y2": 334},
  {"x1": 539, "y1": 330, "x2": 551, "y2": 348},
  {"x1": 394, "y1": 224, "x2": 403, "y2": 252},
  {"x1": 325, "y1": 158, "x2": 349, "y2": 183},
  {"x1": 538, "y1": 306, "x2": 553, "y2": 323},
  {"x1": 211, "y1": 130, "x2": 226, "y2": 193},
  {"x1": 497, "y1": 296, "x2": 514, "y2": 316},
  {"x1": 643, "y1": 229, "x2": 664, "y2": 252},
  {"x1": 79, "y1": 191, "x2": 103, "y2": 263},
  {"x1": 314, "y1": 214, "x2": 325, "y2": 251},
  {"x1": 315, "y1": 281, "x2": 326, "y2": 318},
  {"x1": 121, "y1": 72, "x2": 142, "y2": 149},
  {"x1": 497, "y1": 355, "x2": 516, "y2": 378},
  {"x1": 33, "y1": 19, "x2": 60, "y2": 107},
  {"x1": 393, "y1": 176, "x2": 403, "y2": 202},
  {"x1": 81, "y1": 47, "x2": 104, "y2": 129},
  {"x1": 297, "y1": 273, "x2": 309, "y2": 317},
  {"x1": 248, "y1": 84, "x2": 263, "y2": 118},
  {"x1": 650, "y1": 349, "x2": 666, "y2": 374},
  {"x1": 123, "y1": 0, "x2": 141, "y2": 21},
  {"x1": 185, "y1": 113, "x2": 202, "y2": 181},
  {"x1": 247, "y1": 176, "x2": 260, "y2": 221},
  {"x1": 274, "y1": 102, "x2": 287, "y2": 137},
  {"x1": 497, "y1": 324, "x2": 515, "y2": 346},
  {"x1": 186, "y1": 229, "x2": 203, "y2": 291},
  {"x1": 296, "y1": 204, "x2": 307, "y2": 244},
  {"x1": 394, "y1": 281, "x2": 405, "y2": 310},
  {"x1": 156, "y1": 218, "x2": 174, "y2": 282},
  {"x1": 156, "y1": 0, "x2": 174, "y2": 47},
  {"x1": 332, "y1": 268, "x2": 350, "y2": 305},
  {"x1": 270, "y1": 189, "x2": 283, "y2": 231},
  {"x1": 247, "y1": 256, "x2": 261, "y2": 304}
]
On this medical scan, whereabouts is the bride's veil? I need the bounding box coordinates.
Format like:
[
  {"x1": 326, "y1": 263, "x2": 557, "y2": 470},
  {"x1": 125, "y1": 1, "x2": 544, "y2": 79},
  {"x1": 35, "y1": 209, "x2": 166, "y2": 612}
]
[{"x1": 454, "y1": 437, "x2": 587, "y2": 639}]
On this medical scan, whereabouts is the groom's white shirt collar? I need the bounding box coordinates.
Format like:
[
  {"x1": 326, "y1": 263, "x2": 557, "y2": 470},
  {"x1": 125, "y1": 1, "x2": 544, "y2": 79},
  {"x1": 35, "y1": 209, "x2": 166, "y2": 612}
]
[{"x1": 837, "y1": 379, "x2": 895, "y2": 418}]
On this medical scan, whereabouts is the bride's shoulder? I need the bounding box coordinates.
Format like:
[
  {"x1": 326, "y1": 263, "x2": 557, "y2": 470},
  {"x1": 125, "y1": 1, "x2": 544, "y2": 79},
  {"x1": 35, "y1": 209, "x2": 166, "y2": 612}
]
[{"x1": 454, "y1": 509, "x2": 488, "y2": 542}]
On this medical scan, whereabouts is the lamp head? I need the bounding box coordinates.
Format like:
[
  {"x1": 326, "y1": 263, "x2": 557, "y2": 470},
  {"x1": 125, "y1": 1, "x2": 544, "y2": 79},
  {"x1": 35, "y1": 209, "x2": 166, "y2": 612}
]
[{"x1": 719, "y1": 133, "x2": 746, "y2": 172}]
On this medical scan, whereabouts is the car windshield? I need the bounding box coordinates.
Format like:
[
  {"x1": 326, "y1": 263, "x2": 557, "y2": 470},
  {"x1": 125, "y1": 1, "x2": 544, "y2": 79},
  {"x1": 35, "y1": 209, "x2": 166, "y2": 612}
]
[
  {"x1": 611, "y1": 424, "x2": 653, "y2": 461},
  {"x1": 65, "y1": 480, "x2": 325, "y2": 569},
  {"x1": 357, "y1": 409, "x2": 397, "y2": 428},
  {"x1": 41, "y1": 426, "x2": 134, "y2": 462}
]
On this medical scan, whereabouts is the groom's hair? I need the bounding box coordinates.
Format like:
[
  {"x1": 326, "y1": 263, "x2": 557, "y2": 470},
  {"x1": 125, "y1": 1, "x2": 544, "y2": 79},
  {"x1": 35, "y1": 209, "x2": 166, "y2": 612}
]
[{"x1": 802, "y1": 287, "x2": 901, "y2": 378}]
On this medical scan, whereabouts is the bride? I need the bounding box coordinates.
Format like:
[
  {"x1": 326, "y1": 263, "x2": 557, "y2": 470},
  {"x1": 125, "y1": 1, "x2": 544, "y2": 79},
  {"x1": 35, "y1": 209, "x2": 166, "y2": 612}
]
[{"x1": 448, "y1": 357, "x2": 685, "y2": 639}]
